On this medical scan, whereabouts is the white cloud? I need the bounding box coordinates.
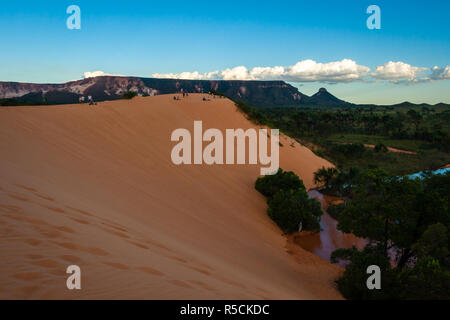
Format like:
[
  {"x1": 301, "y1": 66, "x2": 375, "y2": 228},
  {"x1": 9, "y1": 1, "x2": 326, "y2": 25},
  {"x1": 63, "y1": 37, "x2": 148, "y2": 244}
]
[
  {"x1": 430, "y1": 66, "x2": 450, "y2": 80},
  {"x1": 86, "y1": 62, "x2": 450, "y2": 85},
  {"x1": 249, "y1": 66, "x2": 286, "y2": 80},
  {"x1": 151, "y1": 59, "x2": 370, "y2": 83},
  {"x1": 285, "y1": 59, "x2": 370, "y2": 82},
  {"x1": 83, "y1": 71, "x2": 121, "y2": 79},
  {"x1": 151, "y1": 71, "x2": 219, "y2": 80},
  {"x1": 220, "y1": 66, "x2": 253, "y2": 80},
  {"x1": 372, "y1": 61, "x2": 428, "y2": 83}
]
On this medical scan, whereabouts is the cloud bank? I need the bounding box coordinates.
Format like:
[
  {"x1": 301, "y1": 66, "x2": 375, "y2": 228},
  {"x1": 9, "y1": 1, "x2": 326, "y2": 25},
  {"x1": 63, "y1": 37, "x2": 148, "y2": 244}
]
[
  {"x1": 371, "y1": 61, "x2": 428, "y2": 83},
  {"x1": 430, "y1": 66, "x2": 450, "y2": 80},
  {"x1": 83, "y1": 71, "x2": 122, "y2": 79},
  {"x1": 150, "y1": 59, "x2": 450, "y2": 85}
]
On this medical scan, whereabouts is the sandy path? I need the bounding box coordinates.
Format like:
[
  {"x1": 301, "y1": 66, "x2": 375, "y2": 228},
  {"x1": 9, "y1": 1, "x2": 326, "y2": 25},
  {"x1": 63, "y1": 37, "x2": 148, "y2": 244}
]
[
  {"x1": 0, "y1": 94, "x2": 341, "y2": 299},
  {"x1": 363, "y1": 144, "x2": 417, "y2": 154}
]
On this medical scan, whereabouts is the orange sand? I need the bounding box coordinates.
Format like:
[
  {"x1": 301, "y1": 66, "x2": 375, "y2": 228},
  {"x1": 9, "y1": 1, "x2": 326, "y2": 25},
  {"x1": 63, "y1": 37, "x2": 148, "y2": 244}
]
[{"x1": 0, "y1": 94, "x2": 341, "y2": 299}]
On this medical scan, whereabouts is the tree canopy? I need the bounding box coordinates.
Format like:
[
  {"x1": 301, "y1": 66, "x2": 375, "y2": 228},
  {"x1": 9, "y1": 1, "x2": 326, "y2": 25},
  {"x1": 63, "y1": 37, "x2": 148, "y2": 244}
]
[
  {"x1": 333, "y1": 170, "x2": 450, "y2": 299},
  {"x1": 255, "y1": 169, "x2": 322, "y2": 233}
]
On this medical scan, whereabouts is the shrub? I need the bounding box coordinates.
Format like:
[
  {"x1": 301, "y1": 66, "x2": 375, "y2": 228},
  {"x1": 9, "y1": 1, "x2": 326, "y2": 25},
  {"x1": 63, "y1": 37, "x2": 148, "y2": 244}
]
[
  {"x1": 234, "y1": 100, "x2": 268, "y2": 125},
  {"x1": 331, "y1": 244, "x2": 394, "y2": 300},
  {"x1": 374, "y1": 143, "x2": 388, "y2": 153},
  {"x1": 267, "y1": 189, "x2": 322, "y2": 233},
  {"x1": 333, "y1": 172, "x2": 450, "y2": 299},
  {"x1": 255, "y1": 168, "x2": 305, "y2": 198},
  {"x1": 255, "y1": 168, "x2": 322, "y2": 233},
  {"x1": 395, "y1": 256, "x2": 450, "y2": 299},
  {"x1": 122, "y1": 91, "x2": 138, "y2": 99},
  {"x1": 1, "y1": 98, "x2": 21, "y2": 106},
  {"x1": 209, "y1": 89, "x2": 226, "y2": 97},
  {"x1": 334, "y1": 245, "x2": 450, "y2": 300},
  {"x1": 330, "y1": 143, "x2": 366, "y2": 158},
  {"x1": 327, "y1": 203, "x2": 345, "y2": 220},
  {"x1": 313, "y1": 166, "x2": 338, "y2": 189}
]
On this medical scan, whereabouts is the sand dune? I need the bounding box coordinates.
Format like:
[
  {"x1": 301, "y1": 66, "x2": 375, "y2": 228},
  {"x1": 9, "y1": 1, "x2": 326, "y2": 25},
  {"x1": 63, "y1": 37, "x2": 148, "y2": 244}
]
[{"x1": 0, "y1": 94, "x2": 341, "y2": 299}]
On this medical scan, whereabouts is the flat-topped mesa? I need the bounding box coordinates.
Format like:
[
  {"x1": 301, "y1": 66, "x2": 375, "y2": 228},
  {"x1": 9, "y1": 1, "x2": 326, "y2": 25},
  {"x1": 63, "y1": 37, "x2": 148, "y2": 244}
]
[
  {"x1": 2, "y1": 77, "x2": 449, "y2": 108},
  {"x1": 0, "y1": 76, "x2": 309, "y2": 107}
]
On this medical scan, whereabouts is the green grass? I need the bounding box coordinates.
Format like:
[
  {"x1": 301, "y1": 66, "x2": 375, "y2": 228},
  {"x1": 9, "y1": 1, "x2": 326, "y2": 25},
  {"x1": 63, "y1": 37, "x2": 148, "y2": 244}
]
[
  {"x1": 229, "y1": 99, "x2": 450, "y2": 176},
  {"x1": 316, "y1": 141, "x2": 448, "y2": 175},
  {"x1": 325, "y1": 134, "x2": 435, "y2": 152}
]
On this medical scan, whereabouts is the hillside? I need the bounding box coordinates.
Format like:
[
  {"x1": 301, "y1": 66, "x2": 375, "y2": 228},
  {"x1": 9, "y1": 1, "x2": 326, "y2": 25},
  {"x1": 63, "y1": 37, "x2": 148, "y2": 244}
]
[
  {"x1": 308, "y1": 88, "x2": 352, "y2": 107},
  {"x1": 0, "y1": 77, "x2": 308, "y2": 108},
  {"x1": 2, "y1": 76, "x2": 448, "y2": 109},
  {"x1": 0, "y1": 94, "x2": 341, "y2": 299}
]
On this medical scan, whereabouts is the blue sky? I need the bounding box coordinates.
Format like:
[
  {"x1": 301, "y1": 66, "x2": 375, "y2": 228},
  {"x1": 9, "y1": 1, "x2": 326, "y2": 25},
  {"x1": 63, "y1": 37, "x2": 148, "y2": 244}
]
[{"x1": 0, "y1": 0, "x2": 449, "y2": 104}]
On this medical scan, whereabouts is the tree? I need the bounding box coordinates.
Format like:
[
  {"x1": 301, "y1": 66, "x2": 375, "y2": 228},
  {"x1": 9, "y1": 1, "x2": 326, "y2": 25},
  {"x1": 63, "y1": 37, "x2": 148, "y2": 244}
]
[
  {"x1": 255, "y1": 168, "x2": 305, "y2": 199},
  {"x1": 395, "y1": 256, "x2": 450, "y2": 299},
  {"x1": 333, "y1": 171, "x2": 450, "y2": 299},
  {"x1": 374, "y1": 143, "x2": 388, "y2": 153},
  {"x1": 314, "y1": 166, "x2": 338, "y2": 189},
  {"x1": 337, "y1": 169, "x2": 423, "y2": 262},
  {"x1": 331, "y1": 244, "x2": 394, "y2": 300},
  {"x1": 255, "y1": 168, "x2": 322, "y2": 234},
  {"x1": 412, "y1": 223, "x2": 449, "y2": 266},
  {"x1": 122, "y1": 91, "x2": 138, "y2": 99},
  {"x1": 267, "y1": 189, "x2": 322, "y2": 233},
  {"x1": 333, "y1": 167, "x2": 360, "y2": 196},
  {"x1": 407, "y1": 109, "x2": 423, "y2": 134}
]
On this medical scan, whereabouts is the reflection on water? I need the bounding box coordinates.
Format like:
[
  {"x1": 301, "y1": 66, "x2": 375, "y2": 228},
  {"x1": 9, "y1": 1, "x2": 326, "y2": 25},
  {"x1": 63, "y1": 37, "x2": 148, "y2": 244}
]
[
  {"x1": 407, "y1": 166, "x2": 450, "y2": 180},
  {"x1": 295, "y1": 190, "x2": 367, "y2": 267}
]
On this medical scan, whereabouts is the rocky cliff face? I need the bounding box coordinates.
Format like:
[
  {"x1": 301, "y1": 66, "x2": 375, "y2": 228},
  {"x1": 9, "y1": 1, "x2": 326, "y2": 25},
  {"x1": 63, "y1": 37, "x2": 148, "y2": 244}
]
[
  {"x1": 0, "y1": 77, "x2": 157, "y2": 105},
  {"x1": 2, "y1": 77, "x2": 447, "y2": 108},
  {"x1": 0, "y1": 82, "x2": 59, "y2": 99},
  {"x1": 0, "y1": 76, "x2": 311, "y2": 107}
]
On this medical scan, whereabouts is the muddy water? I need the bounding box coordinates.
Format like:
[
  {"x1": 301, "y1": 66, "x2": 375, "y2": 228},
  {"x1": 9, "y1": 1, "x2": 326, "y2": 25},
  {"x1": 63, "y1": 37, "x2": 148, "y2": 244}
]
[
  {"x1": 297, "y1": 165, "x2": 450, "y2": 266},
  {"x1": 295, "y1": 190, "x2": 367, "y2": 266}
]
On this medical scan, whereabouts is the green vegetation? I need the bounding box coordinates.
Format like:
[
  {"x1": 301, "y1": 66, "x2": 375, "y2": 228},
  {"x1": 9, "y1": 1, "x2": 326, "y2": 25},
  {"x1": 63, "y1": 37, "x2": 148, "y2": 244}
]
[
  {"x1": 225, "y1": 97, "x2": 449, "y2": 175},
  {"x1": 326, "y1": 203, "x2": 345, "y2": 220},
  {"x1": 314, "y1": 166, "x2": 360, "y2": 197},
  {"x1": 234, "y1": 100, "x2": 270, "y2": 125},
  {"x1": 255, "y1": 168, "x2": 304, "y2": 198},
  {"x1": 121, "y1": 91, "x2": 138, "y2": 99},
  {"x1": 313, "y1": 167, "x2": 339, "y2": 190},
  {"x1": 226, "y1": 93, "x2": 450, "y2": 299},
  {"x1": 330, "y1": 170, "x2": 450, "y2": 300},
  {"x1": 374, "y1": 143, "x2": 388, "y2": 153},
  {"x1": 255, "y1": 169, "x2": 322, "y2": 233},
  {"x1": 209, "y1": 89, "x2": 226, "y2": 97},
  {"x1": 257, "y1": 106, "x2": 450, "y2": 175},
  {"x1": 0, "y1": 98, "x2": 46, "y2": 106}
]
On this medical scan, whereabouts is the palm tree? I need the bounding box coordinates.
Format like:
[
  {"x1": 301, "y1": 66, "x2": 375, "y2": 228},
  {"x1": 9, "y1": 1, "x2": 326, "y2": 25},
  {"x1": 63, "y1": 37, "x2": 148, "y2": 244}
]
[{"x1": 314, "y1": 166, "x2": 338, "y2": 189}]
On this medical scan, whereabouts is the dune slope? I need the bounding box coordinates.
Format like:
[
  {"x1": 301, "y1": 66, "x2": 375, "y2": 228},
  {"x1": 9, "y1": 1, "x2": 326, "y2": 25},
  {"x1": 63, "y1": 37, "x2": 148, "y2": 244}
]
[{"x1": 0, "y1": 94, "x2": 341, "y2": 299}]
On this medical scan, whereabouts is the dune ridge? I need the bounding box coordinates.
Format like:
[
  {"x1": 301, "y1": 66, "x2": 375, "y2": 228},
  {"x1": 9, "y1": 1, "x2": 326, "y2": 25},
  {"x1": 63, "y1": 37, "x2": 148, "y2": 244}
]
[{"x1": 0, "y1": 94, "x2": 341, "y2": 299}]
